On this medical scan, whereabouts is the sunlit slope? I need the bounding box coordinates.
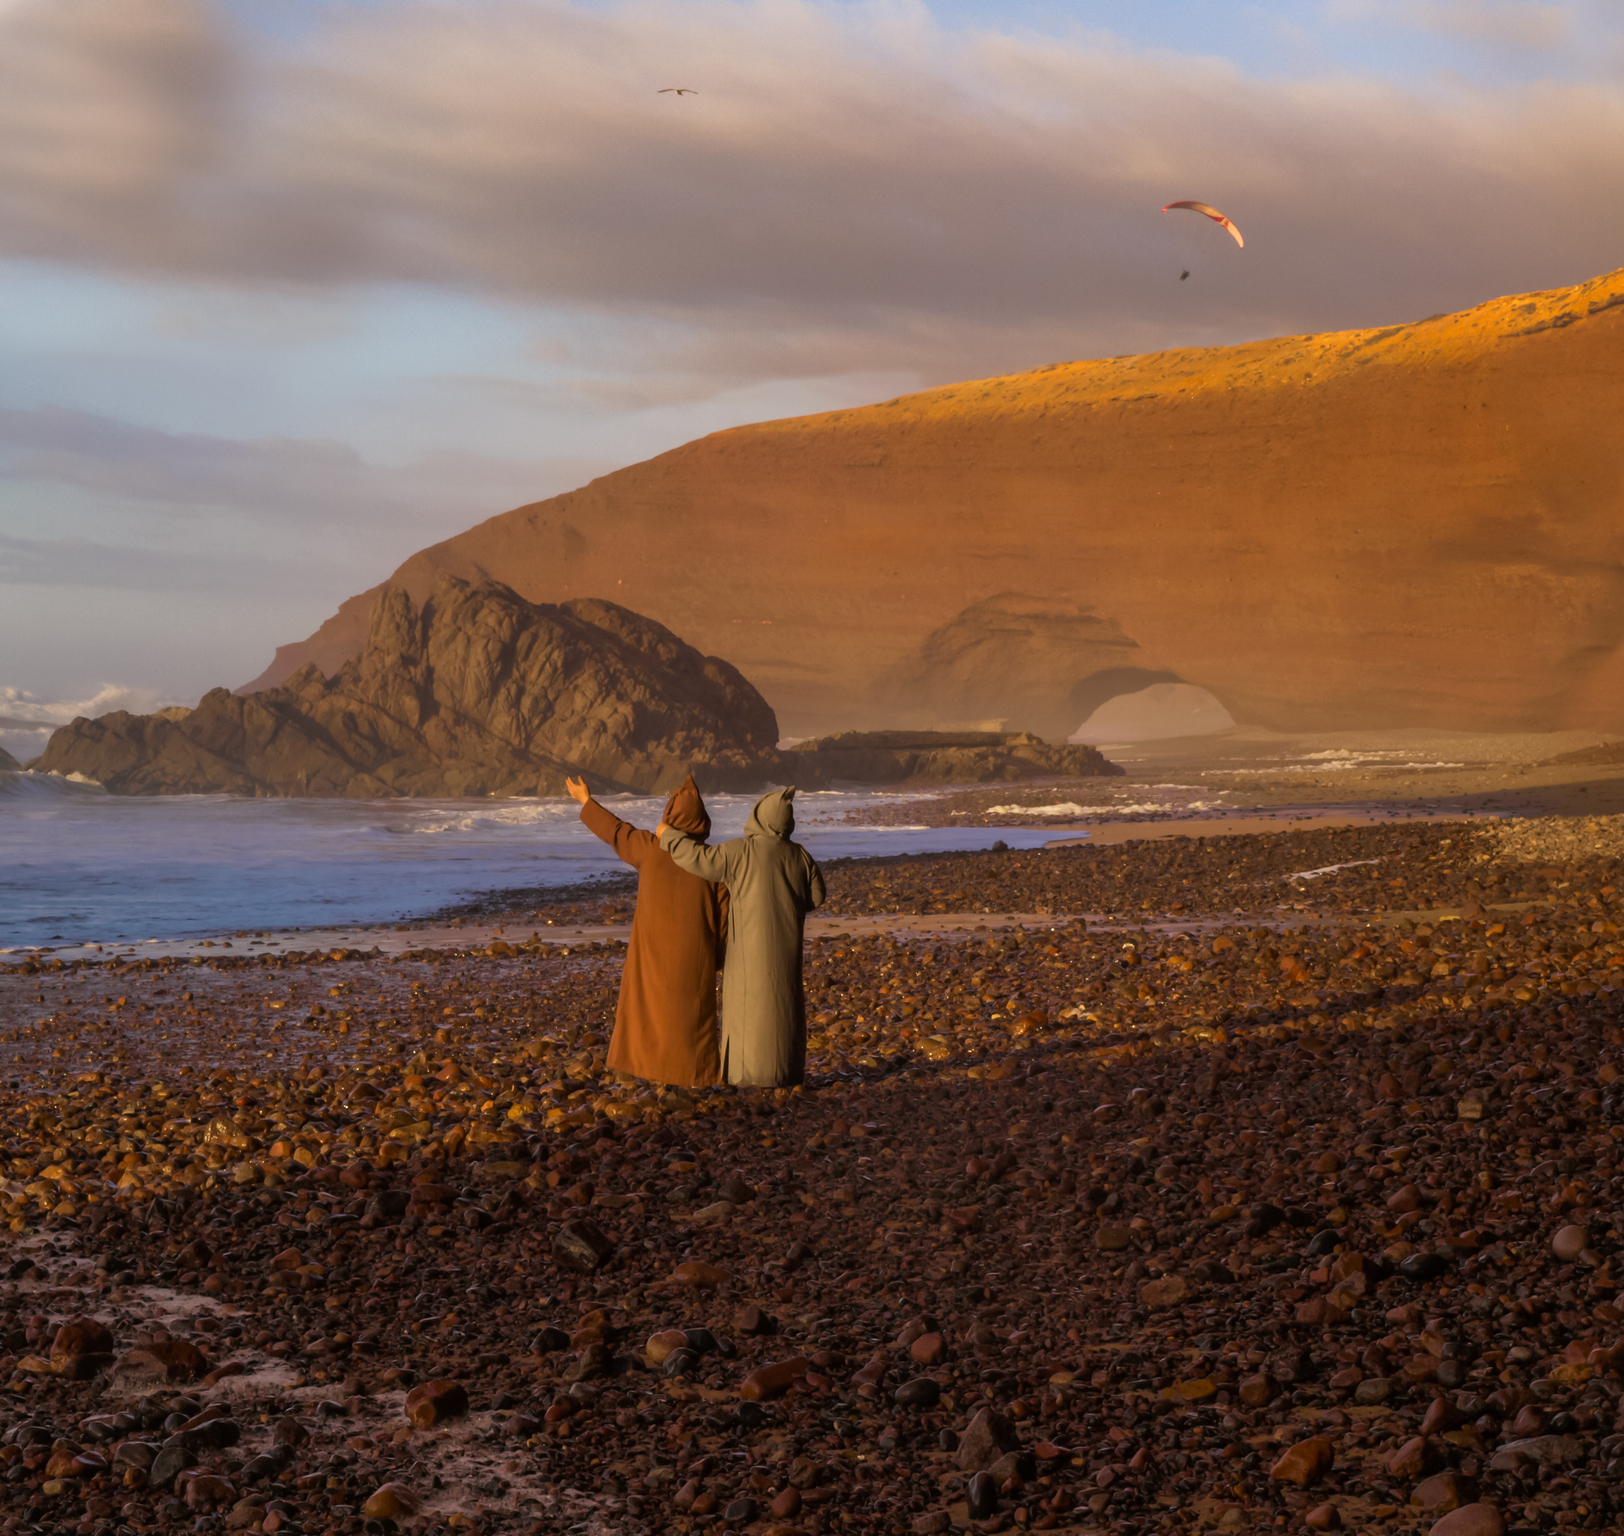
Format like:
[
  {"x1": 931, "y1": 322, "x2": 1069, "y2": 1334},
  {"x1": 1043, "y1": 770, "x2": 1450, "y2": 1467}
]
[{"x1": 247, "y1": 269, "x2": 1624, "y2": 740}]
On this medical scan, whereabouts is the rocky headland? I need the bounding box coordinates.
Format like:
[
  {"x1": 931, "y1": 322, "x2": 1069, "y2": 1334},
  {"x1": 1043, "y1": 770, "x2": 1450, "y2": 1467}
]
[
  {"x1": 245, "y1": 270, "x2": 1624, "y2": 741},
  {"x1": 31, "y1": 580, "x2": 784, "y2": 798},
  {"x1": 0, "y1": 746, "x2": 20, "y2": 773}
]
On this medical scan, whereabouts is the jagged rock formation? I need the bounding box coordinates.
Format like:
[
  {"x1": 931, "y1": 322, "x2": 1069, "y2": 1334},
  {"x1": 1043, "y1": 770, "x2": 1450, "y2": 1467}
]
[
  {"x1": 0, "y1": 746, "x2": 20, "y2": 772},
  {"x1": 245, "y1": 268, "x2": 1624, "y2": 740},
  {"x1": 34, "y1": 580, "x2": 784, "y2": 797},
  {"x1": 789, "y1": 730, "x2": 1121, "y2": 785}
]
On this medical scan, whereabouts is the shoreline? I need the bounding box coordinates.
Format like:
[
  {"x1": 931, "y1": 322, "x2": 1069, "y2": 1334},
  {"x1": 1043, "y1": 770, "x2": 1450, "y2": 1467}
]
[
  {"x1": 7, "y1": 801, "x2": 1619, "y2": 969},
  {"x1": 1, "y1": 804, "x2": 1497, "y2": 962},
  {"x1": 7, "y1": 731, "x2": 1622, "y2": 955}
]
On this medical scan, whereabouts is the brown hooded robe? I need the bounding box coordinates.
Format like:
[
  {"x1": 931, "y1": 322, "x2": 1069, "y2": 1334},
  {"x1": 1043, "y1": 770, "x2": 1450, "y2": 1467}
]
[{"x1": 580, "y1": 775, "x2": 726, "y2": 1088}]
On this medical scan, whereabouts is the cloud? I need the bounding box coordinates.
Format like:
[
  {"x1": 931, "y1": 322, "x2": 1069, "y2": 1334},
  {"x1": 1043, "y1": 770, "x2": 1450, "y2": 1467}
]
[
  {"x1": 0, "y1": 682, "x2": 167, "y2": 725},
  {"x1": 1, "y1": 405, "x2": 390, "y2": 515},
  {"x1": 0, "y1": 404, "x2": 610, "y2": 538},
  {"x1": 0, "y1": 524, "x2": 320, "y2": 592},
  {"x1": 0, "y1": 682, "x2": 173, "y2": 763},
  {"x1": 0, "y1": 0, "x2": 1621, "y2": 383},
  {"x1": 1326, "y1": 0, "x2": 1571, "y2": 51},
  {"x1": 0, "y1": 0, "x2": 232, "y2": 257}
]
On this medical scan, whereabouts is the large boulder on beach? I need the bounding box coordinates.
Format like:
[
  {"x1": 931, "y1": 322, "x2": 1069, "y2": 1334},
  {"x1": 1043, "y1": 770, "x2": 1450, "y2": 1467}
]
[
  {"x1": 31, "y1": 578, "x2": 785, "y2": 798},
  {"x1": 789, "y1": 730, "x2": 1120, "y2": 784}
]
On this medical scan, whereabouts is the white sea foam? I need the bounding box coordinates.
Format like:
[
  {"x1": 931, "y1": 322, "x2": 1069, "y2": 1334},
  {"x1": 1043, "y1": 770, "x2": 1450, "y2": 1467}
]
[
  {"x1": 1222, "y1": 760, "x2": 1463, "y2": 775},
  {"x1": 984, "y1": 801, "x2": 1155, "y2": 816},
  {"x1": 982, "y1": 797, "x2": 1230, "y2": 817}
]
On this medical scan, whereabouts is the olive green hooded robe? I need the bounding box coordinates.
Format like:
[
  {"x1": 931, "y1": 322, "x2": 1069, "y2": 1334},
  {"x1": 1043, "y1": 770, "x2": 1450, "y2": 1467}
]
[{"x1": 660, "y1": 787, "x2": 825, "y2": 1087}]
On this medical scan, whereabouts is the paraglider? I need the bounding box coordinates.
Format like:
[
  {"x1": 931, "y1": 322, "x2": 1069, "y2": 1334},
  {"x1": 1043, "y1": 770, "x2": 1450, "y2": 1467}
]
[{"x1": 1163, "y1": 200, "x2": 1244, "y2": 248}]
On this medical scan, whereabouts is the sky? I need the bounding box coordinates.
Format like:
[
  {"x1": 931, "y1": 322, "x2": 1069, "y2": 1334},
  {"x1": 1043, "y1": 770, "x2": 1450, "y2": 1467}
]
[{"x1": 3, "y1": 0, "x2": 1624, "y2": 760}]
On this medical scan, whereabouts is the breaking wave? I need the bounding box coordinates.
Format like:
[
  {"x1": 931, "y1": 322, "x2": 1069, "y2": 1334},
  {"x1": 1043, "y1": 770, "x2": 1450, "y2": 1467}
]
[{"x1": 0, "y1": 769, "x2": 107, "y2": 799}]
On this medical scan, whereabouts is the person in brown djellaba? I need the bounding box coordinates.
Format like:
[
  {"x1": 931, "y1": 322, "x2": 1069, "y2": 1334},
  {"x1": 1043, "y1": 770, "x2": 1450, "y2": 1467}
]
[{"x1": 565, "y1": 773, "x2": 726, "y2": 1087}]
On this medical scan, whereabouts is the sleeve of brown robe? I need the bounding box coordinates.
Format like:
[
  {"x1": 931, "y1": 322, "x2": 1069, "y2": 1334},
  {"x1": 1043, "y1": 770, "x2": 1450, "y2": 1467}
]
[{"x1": 579, "y1": 798, "x2": 654, "y2": 868}]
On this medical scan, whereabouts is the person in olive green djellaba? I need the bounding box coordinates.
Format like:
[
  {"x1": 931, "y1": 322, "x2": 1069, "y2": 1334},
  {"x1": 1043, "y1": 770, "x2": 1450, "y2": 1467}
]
[{"x1": 657, "y1": 786, "x2": 824, "y2": 1087}]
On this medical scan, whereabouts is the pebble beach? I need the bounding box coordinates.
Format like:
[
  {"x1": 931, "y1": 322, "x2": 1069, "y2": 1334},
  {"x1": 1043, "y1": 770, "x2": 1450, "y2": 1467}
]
[{"x1": 0, "y1": 810, "x2": 1620, "y2": 1536}]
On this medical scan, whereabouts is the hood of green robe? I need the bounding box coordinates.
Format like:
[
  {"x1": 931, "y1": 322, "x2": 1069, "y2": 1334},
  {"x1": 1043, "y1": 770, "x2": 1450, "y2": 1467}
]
[{"x1": 745, "y1": 787, "x2": 795, "y2": 839}]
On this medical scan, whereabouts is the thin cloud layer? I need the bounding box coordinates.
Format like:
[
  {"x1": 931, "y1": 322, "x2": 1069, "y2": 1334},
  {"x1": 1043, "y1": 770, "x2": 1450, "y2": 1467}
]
[
  {"x1": 1326, "y1": 0, "x2": 1571, "y2": 51},
  {"x1": 0, "y1": 405, "x2": 574, "y2": 526},
  {"x1": 0, "y1": 683, "x2": 166, "y2": 726},
  {"x1": 1, "y1": 0, "x2": 1622, "y2": 382}
]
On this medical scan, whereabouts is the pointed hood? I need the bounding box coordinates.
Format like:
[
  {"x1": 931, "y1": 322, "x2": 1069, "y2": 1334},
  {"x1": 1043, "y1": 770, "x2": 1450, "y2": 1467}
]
[
  {"x1": 662, "y1": 773, "x2": 711, "y2": 840},
  {"x1": 745, "y1": 786, "x2": 795, "y2": 839}
]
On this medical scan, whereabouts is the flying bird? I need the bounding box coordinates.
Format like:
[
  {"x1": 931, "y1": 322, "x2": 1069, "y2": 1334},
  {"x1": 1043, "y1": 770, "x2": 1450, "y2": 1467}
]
[
  {"x1": 1180, "y1": 269, "x2": 1190, "y2": 281},
  {"x1": 659, "y1": 88, "x2": 698, "y2": 95},
  {"x1": 1163, "y1": 200, "x2": 1244, "y2": 248}
]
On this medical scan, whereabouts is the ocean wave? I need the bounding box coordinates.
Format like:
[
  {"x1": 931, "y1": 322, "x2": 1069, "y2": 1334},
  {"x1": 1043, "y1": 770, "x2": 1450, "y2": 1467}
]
[
  {"x1": 0, "y1": 785, "x2": 1061, "y2": 946},
  {"x1": 393, "y1": 789, "x2": 847, "y2": 839},
  {"x1": 401, "y1": 799, "x2": 582, "y2": 835},
  {"x1": 1222, "y1": 760, "x2": 1464, "y2": 774},
  {"x1": 976, "y1": 796, "x2": 1234, "y2": 817},
  {"x1": 0, "y1": 769, "x2": 107, "y2": 799}
]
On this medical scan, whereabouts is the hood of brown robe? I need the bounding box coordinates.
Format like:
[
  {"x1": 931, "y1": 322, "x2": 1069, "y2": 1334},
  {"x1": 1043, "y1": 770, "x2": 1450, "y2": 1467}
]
[
  {"x1": 745, "y1": 786, "x2": 795, "y2": 839},
  {"x1": 663, "y1": 774, "x2": 712, "y2": 840}
]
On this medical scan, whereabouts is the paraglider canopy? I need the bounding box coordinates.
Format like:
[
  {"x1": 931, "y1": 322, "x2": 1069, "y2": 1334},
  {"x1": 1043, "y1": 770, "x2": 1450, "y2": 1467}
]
[{"x1": 1163, "y1": 201, "x2": 1244, "y2": 248}]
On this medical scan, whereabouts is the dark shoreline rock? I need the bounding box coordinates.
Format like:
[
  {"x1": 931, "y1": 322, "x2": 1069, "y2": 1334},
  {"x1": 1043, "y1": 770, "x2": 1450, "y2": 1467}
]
[{"x1": 788, "y1": 729, "x2": 1122, "y2": 784}]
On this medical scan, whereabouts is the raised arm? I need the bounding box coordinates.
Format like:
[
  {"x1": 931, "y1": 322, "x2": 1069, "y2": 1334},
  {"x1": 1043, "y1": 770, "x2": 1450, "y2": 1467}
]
[
  {"x1": 659, "y1": 826, "x2": 737, "y2": 884},
  {"x1": 571, "y1": 778, "x2": 653, "y2": 868}
]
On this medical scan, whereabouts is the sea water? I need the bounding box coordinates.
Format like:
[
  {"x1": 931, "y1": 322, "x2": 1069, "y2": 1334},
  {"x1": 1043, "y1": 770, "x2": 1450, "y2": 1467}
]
[{"x1": 0, "y1": 773, "x2": 1064, "y2": 948}]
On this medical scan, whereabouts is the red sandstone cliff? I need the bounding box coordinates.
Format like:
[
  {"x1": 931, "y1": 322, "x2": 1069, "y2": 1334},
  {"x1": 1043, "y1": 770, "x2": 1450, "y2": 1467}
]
[{"x1": 244, "y1": 270, "x2": 1624, "y2": 741}]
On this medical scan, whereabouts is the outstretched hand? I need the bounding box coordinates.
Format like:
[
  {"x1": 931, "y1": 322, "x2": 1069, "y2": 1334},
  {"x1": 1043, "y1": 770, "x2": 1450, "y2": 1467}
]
[
  {"x1": 655, "y1": 820, "x2": 670, "y2": 839},
  {"x1": 565, "y1": 776, "x2": 591, "y2": 806}
]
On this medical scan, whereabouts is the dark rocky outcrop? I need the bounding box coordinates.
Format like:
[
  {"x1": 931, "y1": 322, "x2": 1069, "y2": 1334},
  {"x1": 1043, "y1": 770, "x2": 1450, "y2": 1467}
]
[
  {"x1": 0, "y1": 745, "x2": 20, "y2": 772},
  {"x1": 33, "y1": 579, "x2": 784, "y2": 798},
  {"x1": 788, "y1": 730, "x2": 1121, "y2": 784},
  {"x1": 1546, "y1": 739, "x2": 1624, "y2": 767}
]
